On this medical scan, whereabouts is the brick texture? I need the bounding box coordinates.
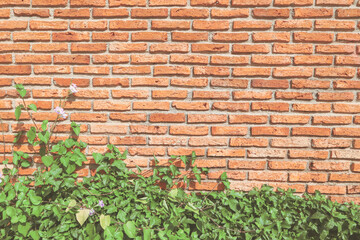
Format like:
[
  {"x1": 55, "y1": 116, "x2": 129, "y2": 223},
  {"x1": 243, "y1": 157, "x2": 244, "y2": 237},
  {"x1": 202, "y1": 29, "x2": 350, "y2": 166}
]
[{"x1": 1, "y1": 0, "x2": 360, "y2": 201}]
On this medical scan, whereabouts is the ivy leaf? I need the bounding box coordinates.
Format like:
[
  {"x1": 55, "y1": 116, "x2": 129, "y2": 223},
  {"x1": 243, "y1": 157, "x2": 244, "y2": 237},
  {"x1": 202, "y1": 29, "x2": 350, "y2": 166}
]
[
  {"x1": 76, "y1": 209, "x2": 90, "y2": 226},
  {"x1": 100, "y1": 214, "x2": 111, "y2": 230},
  {"x1": 15, "y1": 105, "x2": 22, "y2": 121},
  {"x1": 124, "y1": 221, "x2": 137, "y2": 238},
  {"x1": 143, "y1": 228, "x2": 151, "y2": 240},
  {"x1": 92, "y1": 153, "x2": 103, "y2": 164},
  {"x1": 27, "y1": 104, "x2": 37, "y2": 112},
  {"x1": 41, "y1": 120, "x2": 48, "y2": 131},
  {"x1": 66, "y1": 164, "x2": 76, "y2": 174},
  {"x1": 13, "y1": 131, "x2": 24, "y2": 143},
  {"x1": 18, "y1": 222, "x2": 31, "y2": 237},
  {"x1": 21, "y1": 160, "x2": 30, "y2": 168},
  {"x1": 29, "y1": 231, "x2": 40, "y2": 240},
  {"x1": 16, "y1": 84, "x2": 27, "y2": 98},
  {"x1": 26, "y1": 127, "x2": 36, "y2": 144},
  {"x1": 41, "y1": 156, "x2": 53, "y2": 167},
  {"x1": 71, "y1": 121, "x2": 80, "y2": 136},
  {"x1": 28, "y1": 190, "x2": 42, "y2": 205}
]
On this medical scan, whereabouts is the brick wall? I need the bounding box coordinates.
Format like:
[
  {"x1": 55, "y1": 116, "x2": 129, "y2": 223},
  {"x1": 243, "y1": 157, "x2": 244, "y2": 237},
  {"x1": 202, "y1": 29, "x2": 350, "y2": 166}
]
[{"x1": 1, "y1": 0, "x2": 360, "y2": 203}]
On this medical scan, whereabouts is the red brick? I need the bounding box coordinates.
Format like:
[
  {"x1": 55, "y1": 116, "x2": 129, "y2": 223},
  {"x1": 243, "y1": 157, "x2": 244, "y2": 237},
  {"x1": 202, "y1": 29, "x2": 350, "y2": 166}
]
[
  {"x1": 212, "y1": 126, "x2": 247, "y2": 136},
  {"x1": 53, "y1": 32, "x2": 90, "y2": 42},
  {"x1": 294, "y1": 8, "x2": 333, "y2": 18},
  {"x1": 229, "y1": 115, "x2": 268, "y2": 124},
  {"x1": 336, "y1": 9, "x2": 360, "y2": 18},
  {"x1": 275, "y1": 92, "x2": 313, "y2": 100},
  {"x1": 289, "y1": 173, "x2": 327, "y2": 182},
  {"x1": 152, "y1": 20, "x2": 190, "y2": 30},
  {"x1": 132, "y1": 77, "x2": 168, "y2": 86},
  {"x1": 211, "y1": 9, "x2": 249, "y2": 18},
  {"x1": 171, "y1": 8, "x2": 208, "y2": 19},
  {"x1": 213, "y1": 33, "x2": 249, "y2": 43},
  {"x1": 154, "y1": 66, "x2": 190, "y2": 76},
  {"x1": 252, "y1": 102, "x2": 289, "y2": 112},
  {"x1": 316, "y1": 45, "x2": 355, "y2": 54},
  {"x1": 273, "y1": 67, "x2": 313, "y2": 78},
  {"x1": 172, "y1": 32, "x2": 208, "y2": 42},
  {"x1": 170, "y1": 55, "x2": 208, "y2": 65},
  {"x1": 308, "y1": 185, "x2": 346, "y2": 195},
  {"x1": 294, "y1": 55, "x2": 333, "y2": 65},
  {"x1": 112, "y1": 90, "x2": 148, "y2": 99},
  {"x1": 212, "y1": 79, "x2": 248, "y2": 89},
  {"x1": 232, "y1": 0, "x2": 272, "y2": 6},
  {"x1": 292, "y1": 79, "x2": 330, "y2": 89},
  {"x1": 292, "y1": 127, "x2": 331, "y2": 136},
  {"x1": 189, "y1": 137, "x2": 227, "y2": 147},
  {"x1": 0, "y1": 65, "x2": 31, "y2": 75},
  {"x1": 113, "y1": 66, "x2": 151, "y2": 75},
  {"x1": 0, "y1": 0, "x2": 30, "y2": 6},
  {"x1": 14, "y1": 32, "x2": 51, "y2": 42},
  {"x1": 271, "y1": 138, "x2": 310, "y2": 148},
  {"x1": 191, "y1": 0, "x2": 229, "y2": 6},
  {"x1": 188, "y1": 114, "x2": 227, "y2": 123},
  {"x1": 54, "y1": 9, "x2": 90, "y2": 19},
  {"x1": 193, "y1": 91, "x2": 230, "y2": 100},
  {"x1": 269, "y1": 161, "x2": 307, "y2": 170},
  {"x1": 208, "y1": 148, "x2": 245, "y2": 157},
  {"x1": 251, "y1": 127, "x2": 289, "y2": 136},
  {"x1": 70, "y1": 0, "x2": 106, "y2": 7},
  {"x1": 110, "y1": 43, "x2": 147, "y2": 53},
  {"x1": 150, "y1": 43, "x2": 189, "y2": 53},
  {"x1": 293, "y1": 103, "x2": 331, "y2": 112},
  {"x1": 93, "y1": 55, "x2": 129, "y2": 64},
  {"x1": 194, "y1": 66, "x2": 230, "y2": 76},
  {"x1": 315, "y1": 67, "x2": 355, "y2": 78},
  {"x1": 252, "y1": 55, "x2": 291, "y2": 66},
  {"x1": 233, "y1": 21, "x2": 272, "y2": 30},
  {"x1": 312, "y1": 139, "x2": 351, "y2": 149},
  {"x1": 336, "y1": 33, "x2": 360, "y2": 42},
  {"x1": 93, "y1": 8, "x2": 128, "y2": 18},
  {"x1": 275, "y1": 20, "x2": 313, "y2": 30},
  {"x1": 289, "y1": 149, "x2": 329, "y2": 159},
  {"x1": 333, "y1": 128, "x2": 360, "y2": 137},
  {"x1": 93, "y1": 78, "x2": 129, "y2": 87},
  {"x1": 130, "y1": 125, "x2": 167, "y2": 134},
  {"x1": 310, "y1": 161, "x2": 350, "y2": 171},
  {"x1": 233, "y1": 67, "x2": 271, "y2": 77},
  {"x1": 315, "y1": 20, "x2": 356, "y2": 30},
  {"x1": 132, "y1": 32, "x2": 167, "y2": 42},
  {"x1": 109, "y1": 0, "x2": 146, "y2": 6},
  {"x1": 74, "y1": 66, "x2": 109, "y2": 75},
  {"x1": 149, "y1": 113, "x2": 185, "y2": 123},
  {"x1": 133, "y1": 101, "x2": 169, "y2": 111},
  {"x1": 253, "y1": 9, "x2": 290, "y2": 18},
  {"x1": 110, "y1": 113, "x2": 146, "y2": 122},
  {"x1": 233, "y1": 91, "x2": 269, "y2": 101},
  {"x1": 109, "y1": 20, "x2": 147, "y2": 30},
  {"x1": 150, "y1": 0, "x2": 187, "y2": 6},
  {"x1": 317, "y1": 92, "x2": 354, "y2": 101},
  {"x1": 253, "y1": 32, "x2": 290, "y2": 42},
  {"x1": 273, "y1": 43, "x2": 313, "y2": 54},
  {"x1": 316, "y1": 0, "x2": 353, "y2": 6},
  {"x1": 212, "y1": 102, "x2": 249, "y2": 112},
  {"x1": 313, "y1": 116, "x2": 352, "y2": 125},
  {"x1": 170, "y1": 126, "x2": 208, "y2": 136},
  {"x1": 233, "y1": 44, "x2": 270, "y2": 54},
  {"x1": 294, "y1": 32, "x2": 334, "y2": 43},
  {"x1": 230, "y1": 138, "x2": 268, "y2": 147},
  {"x1": 93, "y1": 32, "x2": 129, "y2": 42},
  {"x1": 70, "y1": 21, "x2": 107, "y2": 31},
  {"x1": 192, "y1": 44, "x2": 229, "y2": 53},
  {"x1": 14, "y1": 9, "x2": 48, "y2": 18},
  {"x1": 271, "y1": 115, "x2": 310, "y2": 124},
  {"x1": 250, "y1": 172, "x2": 287, "y2": 181},
  {"x1": 172, "y1": 102, "x2": 209, "y2": 111},
  {"x1": 32, "y1": 0, "x2": 67, "y2": 7}
]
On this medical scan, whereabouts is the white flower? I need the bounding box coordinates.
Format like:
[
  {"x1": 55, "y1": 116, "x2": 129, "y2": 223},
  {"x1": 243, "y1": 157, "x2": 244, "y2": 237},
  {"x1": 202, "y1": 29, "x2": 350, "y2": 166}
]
[
  {"x1": 54, "y1": 107, "x2": 67, "y2": 119},
  {"x1": 69, "y1": 83, "x2": 78, "y2": 94}
]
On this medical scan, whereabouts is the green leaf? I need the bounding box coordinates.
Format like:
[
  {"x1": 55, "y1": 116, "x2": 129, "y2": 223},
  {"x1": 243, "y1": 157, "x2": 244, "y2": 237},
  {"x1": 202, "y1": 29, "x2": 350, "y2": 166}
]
[
  {"x1": 18, "y1": 222, "x2": 31, "y2": 237},
  {"x1": 66, "y1": 199, "x2": 77, "y2": 213},
  {"x1": 16, "y1": 84, "x2": 27, "y2": 98},
  {"x1": 15, "y1": 105, "x2": 22, "y2": 121},
  {"x1": 29, "y1": 231, "x2": 40, "y2": 240},
  {"x1": 92, "y1": 153, "x2": 103, "y2": 164},
  {"x1": 26, "y1": 127, "x2": 36, "y2": 144},
  {"x1": 100, "y1": 214, "x2": 111, "y2": 230},
  {"x1": 41, "y1": 120, "x2": 48, "y2": 131},
  {"x1": 124, "y1": 221, "x2": 137, "y2": 238},
  {"x1": 13, "y1": 131, "x2": 24, "y2": 143},
  {"x1": 28, "y1": 104, "x2": 37, "y2": 112},
  {"x1": 143, "y1": 228, "x2": 151, "y2": 240},
  {"x1": 21, "y1": 160, "x2": 30, "y2": 168},
  {"x1": 71, "y1": 122, "x2": 80, "y2": 136},
  {"x1": 66, "y1": 164, "x2": 76, "y2": 174},
  {"x1": 41, "y1": 155, "x2": 53, "y2": 167},
  {"x1": 28, "y1": 190, "x2": 42, "y2": 205},
  {"x1": 76, "y1": 209, "x2": 90, "y2": 226}
]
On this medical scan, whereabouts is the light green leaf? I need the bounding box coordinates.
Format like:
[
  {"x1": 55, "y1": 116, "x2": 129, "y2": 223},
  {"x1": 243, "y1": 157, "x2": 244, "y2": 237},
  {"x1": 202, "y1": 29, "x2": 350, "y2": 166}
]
[
  {"x1": 28, "y1": 190, "x2": 42, "y2": 205},
  {"x1": 28, "y1": 104, "x2": 37, "y2": 112},
  {"x1": 66, "y1": 199, "x2": 76, "y2": 213},
  {"x1": 18, "y1": 222, "x2": 31, "y2": 237},
  {"x1": 143, "y1": 228, "x2": 151, "y2": 240},
  {"x1": 16, "y1": 84, "x2": 27, "y2": 98},
  {"x1": 29, "y1": 230, "x2": 40, "y2": 240},
  {"x1": 76, "y1": 209, "x2": 90, "y2": 226},
  {"x1": 15, "y1": 105, "x2": 22, "y2": 121},
  {"x1": 41, "y1": 155, "x2": 53, "y2": 167},
  {"x1": 71, "y1": 122, "x2": 80, "y2": 136},
  {"x1": 100, "y1": 214, "x2": 111, "y2": 230},
  {"x1": 92, "y1": 153, "x2": 103, "y2": 164},
  {"x1": 124, "y1": 221, "x2": 137, "y2": 238},
  {"x1": 41, "y1": 120, "x2": 48, "y2": 131}
]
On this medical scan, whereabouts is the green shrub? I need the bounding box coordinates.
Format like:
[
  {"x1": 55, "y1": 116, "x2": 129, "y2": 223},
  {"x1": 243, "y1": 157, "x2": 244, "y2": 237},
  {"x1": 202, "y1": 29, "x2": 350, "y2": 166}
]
[{"x1": 0, "y1": 84, "x2": 360, "y2": 239}]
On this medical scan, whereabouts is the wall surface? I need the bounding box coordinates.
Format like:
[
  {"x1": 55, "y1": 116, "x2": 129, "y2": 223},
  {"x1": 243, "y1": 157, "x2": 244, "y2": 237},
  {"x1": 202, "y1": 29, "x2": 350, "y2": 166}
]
[{"x1": 1, "y1": 0, "x2": 360, "y2": 202}]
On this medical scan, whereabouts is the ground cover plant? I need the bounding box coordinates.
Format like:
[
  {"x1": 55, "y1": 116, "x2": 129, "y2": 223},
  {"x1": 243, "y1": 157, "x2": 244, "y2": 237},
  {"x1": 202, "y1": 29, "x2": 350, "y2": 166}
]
[{"x1": 0, "y1": 84, "x2": 360, "y2": 239}]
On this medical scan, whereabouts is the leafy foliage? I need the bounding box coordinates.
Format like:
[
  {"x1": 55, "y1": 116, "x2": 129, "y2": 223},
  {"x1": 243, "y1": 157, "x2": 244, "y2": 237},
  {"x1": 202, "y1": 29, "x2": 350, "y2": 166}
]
[{"x1": 1, "y1": 84, "x2": 360, "y2": 239}]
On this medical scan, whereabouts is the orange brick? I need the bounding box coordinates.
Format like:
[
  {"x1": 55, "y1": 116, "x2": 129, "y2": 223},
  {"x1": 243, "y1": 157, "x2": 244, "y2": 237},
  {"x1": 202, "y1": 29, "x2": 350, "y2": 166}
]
[
  {"x1": 252, "y1": 8, "x2": 290, "y2": 18},
  {"x1": 233, "y1": 20, "x2": 272, "y2": 30}
]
